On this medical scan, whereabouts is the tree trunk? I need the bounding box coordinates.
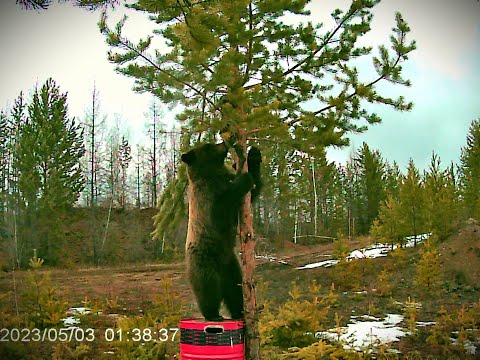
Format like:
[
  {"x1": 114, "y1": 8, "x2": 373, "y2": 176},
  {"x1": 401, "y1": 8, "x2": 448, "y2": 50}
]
[
  {"x1": 237, "y1": 135, "x2": 261, "y2": 360},
  {"x1": 311, "y1": 157, "x2": 318, "y2": 236}
]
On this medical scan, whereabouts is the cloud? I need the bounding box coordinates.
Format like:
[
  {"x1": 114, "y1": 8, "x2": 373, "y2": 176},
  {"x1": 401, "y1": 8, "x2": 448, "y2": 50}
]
[{"x1": 371, "y1": 0, "x2": 480, "y2": 80}]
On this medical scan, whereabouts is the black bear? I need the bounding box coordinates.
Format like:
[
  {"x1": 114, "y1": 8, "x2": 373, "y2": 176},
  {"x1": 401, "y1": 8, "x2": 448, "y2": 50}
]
[{"x1": 181, "y1": 142, "x2": 261, "y2": 321}]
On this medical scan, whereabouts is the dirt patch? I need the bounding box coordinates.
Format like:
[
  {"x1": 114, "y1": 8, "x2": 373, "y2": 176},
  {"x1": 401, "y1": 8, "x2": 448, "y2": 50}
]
[
  {"x1": 0, "y1": 262, "x2": 193, "y2": 315},
  {"x1": 438, "y1": 218, "x2": 480, "y2": 288}
]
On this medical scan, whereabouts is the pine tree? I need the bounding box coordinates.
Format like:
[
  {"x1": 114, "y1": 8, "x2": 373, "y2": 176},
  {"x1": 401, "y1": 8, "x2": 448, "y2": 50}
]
[
  {"x1": 5, "y1": 93, "x2": 28, "y2": 266},
  {"x1": 330, "y1": 164, "x2": 350, "y2": 237},
  {"x1": 399, "y1": 159, "x2": 426, "y2": 246},
  {"x1": 343, "y1": 159, "x2": 364, "y2": 238},
  {"x1": 459, "y1": 119, "x2": 480, "y2": 221},
  {"x1": 99, "y1": 2, "x2": 416, "y2": 357},
  {"x1": 423, "y1": 152, "x2": 458, "y2": 240},
  {"x1": 371, "y1": 194, "x2": 405, "y2": 248},
  {"x1": 311, "y1": 151, "x2": 342, "y2": 238},
  {"x1": 15, "y1": 78, "x2": 85, "y2": 264},
  {"x1": 414, "y1": 240, "x2": 442, "y2": 296},
  {"x1": 384, "y1": 161, "x2": 402, "y2": 200},
  {"x1": 354, "y1": 143, "x2": 386, "y2": 234}
]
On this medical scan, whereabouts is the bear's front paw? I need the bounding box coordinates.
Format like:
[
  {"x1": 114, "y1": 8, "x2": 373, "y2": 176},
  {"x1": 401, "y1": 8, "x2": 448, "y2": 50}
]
[{"x1": 247, "y1": 146, "x2": 261, "y2": 166}]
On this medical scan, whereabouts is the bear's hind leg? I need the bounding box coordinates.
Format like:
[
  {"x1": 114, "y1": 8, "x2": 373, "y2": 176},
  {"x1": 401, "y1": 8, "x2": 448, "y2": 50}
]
[
  {"x1": 190, "y1": 269, "x2": 223, "y2": 321},
  {"x1": 222, "y1": 256, "x2": 244, "y2": 320}
]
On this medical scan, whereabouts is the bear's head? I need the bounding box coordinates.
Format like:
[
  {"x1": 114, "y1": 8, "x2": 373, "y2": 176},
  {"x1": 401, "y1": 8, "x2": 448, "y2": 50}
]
[{"x1": 181, "y1": 142, "x2": 229, "y2": 177}]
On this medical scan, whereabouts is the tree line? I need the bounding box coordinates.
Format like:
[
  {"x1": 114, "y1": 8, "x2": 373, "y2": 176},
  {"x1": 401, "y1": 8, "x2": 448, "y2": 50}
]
[
  {"x1": 154, "y1": 119, "x2": 480, "y2": 257},
  {"x1": 0, "y1": 79, "x2": 180, "y2": 266},
  {"x1": 1, "y1": 78, "x2": 479, "y2": 268}
]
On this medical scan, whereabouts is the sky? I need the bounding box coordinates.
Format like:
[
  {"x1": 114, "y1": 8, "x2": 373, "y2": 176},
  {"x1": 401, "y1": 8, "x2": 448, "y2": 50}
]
[{"x1": 0, "y1": 0, "x2": 479, "y2": 171}]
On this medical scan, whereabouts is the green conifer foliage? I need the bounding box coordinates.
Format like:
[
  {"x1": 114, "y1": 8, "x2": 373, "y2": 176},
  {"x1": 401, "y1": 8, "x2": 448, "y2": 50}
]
[
  {"x1": 15, "y1": 79, "x2": 85, "y2": 264},
  {"x1": 384, "y1": 161, "x2": 402, "y2": 199},
  {"x1": 399, "y1": 159, "x2": 426, "y2": 245},
  {"x1": 423, "y1": 153, "x2": 458, "y2": 239},
  {"x1": 371, "y1": 194, "x2": 405, "y2": 248},
  {"x1": 99, "y1": 0, "x2": 415, "y2": 154},
  {"x1": 459, "y1": 119, "x2": 480, "y2": 221},
  {"x1": 414, "y1": 240, "x2": 442, "y2": 297},
  {"x1": 99, "y1": 2, "x2": 415, "y2": 357},
  {"x1": 354, "y1": 142, "x2": 386, "y2": 234},
  {"x1": 22, "y1": 78, "x2": 85, "y2": 209}
]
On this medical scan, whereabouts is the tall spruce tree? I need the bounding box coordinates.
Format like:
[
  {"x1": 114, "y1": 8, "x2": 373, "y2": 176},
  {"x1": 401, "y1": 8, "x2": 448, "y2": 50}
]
[
  {"x1": 5, "y1": 93, "x2": 28, "y2": 266},
  {"x1": 99, "y1": 1, "x2": 416, "y2": 357},
  {"x1": 459, "y1": 119, "x2": 480, "y2": 221},
  {"x1": 399, "y1": 159, "x2": 426, "y2": 246},
  {"x1": 354, "y1": 142, "x2": 386, "y2": 234},
  {"x1": 16, "y1": 78, "x2": 85, "y2": 264},
  {"x1": 384, "y1": 160, "x2": 402, "y2": 199},
  {"x1": 371, "y1": 194, "x2": 405, "y2": 248},
  {"x1": 423, "y1": 153, "x2": 458, "y2": 240}
]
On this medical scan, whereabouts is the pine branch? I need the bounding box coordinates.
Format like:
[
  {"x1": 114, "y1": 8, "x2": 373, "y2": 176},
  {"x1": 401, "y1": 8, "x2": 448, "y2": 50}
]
[
  {"x1": 244, "y1": 2, "x2": 361, "y2": 91},
  {"x1": 118, "y1": 38, "x2": 221, "y2": 113},
  {"x1": 313, "y1": 56, "x2": 400, "y2": 116},
  {"x1": 100, "y1": 14, "x2": 221, "y2": 116},
  {"x1": 281, "y1": 6, "x2": 357, "y2": 78}
]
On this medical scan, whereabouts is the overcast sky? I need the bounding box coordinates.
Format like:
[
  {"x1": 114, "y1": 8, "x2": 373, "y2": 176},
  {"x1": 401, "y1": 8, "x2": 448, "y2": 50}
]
[{"x1": 0, "y1": 0, "x2": 479, "y2": 171}]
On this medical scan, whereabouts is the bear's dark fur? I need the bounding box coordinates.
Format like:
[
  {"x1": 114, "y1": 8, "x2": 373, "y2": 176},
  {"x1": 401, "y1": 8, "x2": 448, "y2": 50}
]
[{"x1": 181, "y1": 142, "x2": 261, "y2": 321}]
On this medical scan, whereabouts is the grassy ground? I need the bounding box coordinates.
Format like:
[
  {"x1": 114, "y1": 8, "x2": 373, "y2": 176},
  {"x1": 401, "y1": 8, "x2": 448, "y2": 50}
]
[{"x1": 0, "y1": 223, "x2": 479, "y2": 359}]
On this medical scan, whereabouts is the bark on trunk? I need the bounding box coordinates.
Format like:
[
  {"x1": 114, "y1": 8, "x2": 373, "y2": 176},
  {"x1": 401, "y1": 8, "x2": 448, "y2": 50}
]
[{"x1": 237, "y1": 138, "x2": 261, "y2": 360}]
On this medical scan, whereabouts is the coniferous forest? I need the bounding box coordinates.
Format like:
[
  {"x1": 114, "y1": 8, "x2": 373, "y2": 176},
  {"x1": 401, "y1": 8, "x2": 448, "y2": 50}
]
[
  {"x1": 1, "y1": 85, "x2": 478, "y2": 267},
  {"x1": 1, "y1": 1, "x2": 479, "y2": 359}
]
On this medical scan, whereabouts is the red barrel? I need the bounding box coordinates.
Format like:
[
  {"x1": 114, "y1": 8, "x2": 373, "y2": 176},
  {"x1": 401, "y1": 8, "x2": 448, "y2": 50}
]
[{"x1": 180, "y1": 318, "x2": 244, "y2": 359}]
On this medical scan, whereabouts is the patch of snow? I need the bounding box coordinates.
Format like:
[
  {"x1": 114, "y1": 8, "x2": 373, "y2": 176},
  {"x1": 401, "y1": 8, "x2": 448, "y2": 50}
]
[
  {"x1": 416, "y1": 321, "x2": 436, "y2": 327},
  {"x1": 452, "y1": 338, "x2": 477, "y2": 355},
  {"x1": 404, "y1": 233, "x2": 431, "y2": 247},
  {"x1": 66, "y1": 307, "x2": 91, "y2": 316},
  {"x1": 297, "y1": 259, "x2": 339, "y2": 270},
  {"x1": 255, "y1": 254, "x2": 289, "y2": 265},
  {"x1": 62, "y1": 316, "x2": 81, "y2": 327},
  {"x1": 316, "y1": 314, "x2": 406, "y2": 351},
  {"x1": 343, "y1": 291, "x2": 368, "y2": 296},
  {"x1": 62, "y1": 306, "x2": 100, "y2": 327},
  {"x1": 297, "y1": 233, "x2": 431, "y2": 270},
  {"x1": 347, "y1": 246, "x2": 389, "y2": 260}
]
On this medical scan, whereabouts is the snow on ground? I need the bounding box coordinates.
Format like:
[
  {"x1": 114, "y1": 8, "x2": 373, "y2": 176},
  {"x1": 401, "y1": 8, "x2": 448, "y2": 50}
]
[
  {"x1": 316, "y1": 314, "x2": 406, "y2": 351},
  {"x1": 255, "y1": 254, "x2": 289, "y2": 264},
  {"x1": 297, "y1": 259, "x2": 339, "y2": 269},
  {"x1": 62, "y1": 316, "x2": 81, "y2": 327},
  {"x1": 297, "y1": 233, "x2": 431, "y2": 270},
  {"x1": 62, "y1": 307, "x2": 96, "y2": 327}
]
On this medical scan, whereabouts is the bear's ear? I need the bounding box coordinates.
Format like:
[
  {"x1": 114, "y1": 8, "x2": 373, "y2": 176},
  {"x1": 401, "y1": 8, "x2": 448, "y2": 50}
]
[{"x1": 181, "y1": 151, "x2": 196, "y2": 165}]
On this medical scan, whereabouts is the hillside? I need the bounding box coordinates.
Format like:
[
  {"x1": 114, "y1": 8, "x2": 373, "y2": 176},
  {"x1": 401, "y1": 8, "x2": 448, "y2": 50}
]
[
  {"x1": 438, "y1": 218, "x2": 480, "y2": 288},
  {"x1": 1, "y1": 218, "x2": 479, "y2": 358}
]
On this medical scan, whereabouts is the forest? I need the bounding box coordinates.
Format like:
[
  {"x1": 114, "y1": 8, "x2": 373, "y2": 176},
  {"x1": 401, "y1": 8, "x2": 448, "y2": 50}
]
[
  {"x1": 1, "y1": 0, "x2": 479, "y2": 359},
  {"x1": 0, "y1": 82, "x2": 478, "y2": 267}
]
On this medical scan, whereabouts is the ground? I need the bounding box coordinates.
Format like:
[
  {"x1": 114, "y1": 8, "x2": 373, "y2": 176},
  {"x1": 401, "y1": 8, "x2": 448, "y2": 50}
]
[{"x1": 0, "y1": 219, "x2": 479, "y2": 358}]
